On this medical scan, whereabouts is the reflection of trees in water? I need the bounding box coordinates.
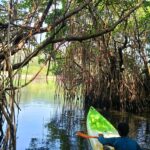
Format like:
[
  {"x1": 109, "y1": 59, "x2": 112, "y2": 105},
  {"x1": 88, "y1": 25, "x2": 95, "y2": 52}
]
[
  {"x1": 136, "y1": 120, "x2": 150, "y2": 150},
  {"x1": 26, "y1": 104, "x2": 91, "y2": 150},
  {"x1": 25, "y1": 101, "x2": 150, "y2": 150}
]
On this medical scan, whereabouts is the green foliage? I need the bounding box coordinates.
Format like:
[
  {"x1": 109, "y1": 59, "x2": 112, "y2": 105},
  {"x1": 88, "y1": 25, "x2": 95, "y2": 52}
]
[
  {"x1": 143, "y1": 1, "x2": 150, "y2": 7},
  {"x1": 38, "y1": 58, "x2": 45, "y2": 64},
  {"x1": 77, "y1": 0, "x2": 84, "y2": 3},
  {"x1": 50, "y1": 57, "x2": 64, "y2": 75},
  {"x1": 17, "y1": 0, "x2": 31, "y2": 9},
  {"x1": 45, "y1": 9, "x2": 63, "y2": 24},
  {"x1": 50, "y1": 62, "x2": 62, "y2": 75},
  {"x1": 1, "y1": 0, "x2": 150, "y2": 106}
]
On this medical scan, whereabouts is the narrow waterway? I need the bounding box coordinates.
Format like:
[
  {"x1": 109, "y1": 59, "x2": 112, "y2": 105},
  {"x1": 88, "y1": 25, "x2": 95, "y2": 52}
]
[{"x1": 16, "y1": 79, "x2": 150, "y2": 150}]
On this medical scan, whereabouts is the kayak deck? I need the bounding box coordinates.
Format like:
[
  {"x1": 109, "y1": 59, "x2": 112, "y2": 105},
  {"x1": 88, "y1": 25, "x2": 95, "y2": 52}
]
[{"x1": 87, "y1": 107, "x2": 119, "y2": 150}]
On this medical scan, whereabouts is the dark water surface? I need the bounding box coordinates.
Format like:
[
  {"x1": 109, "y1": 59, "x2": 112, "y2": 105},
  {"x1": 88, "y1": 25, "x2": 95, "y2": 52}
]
[{"x1": 16, "y1": 80, "x2": 150, "y2": 150}]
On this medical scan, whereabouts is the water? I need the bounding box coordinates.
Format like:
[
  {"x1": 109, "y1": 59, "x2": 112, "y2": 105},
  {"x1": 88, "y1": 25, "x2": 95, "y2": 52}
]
[{"x1": 16, "y1": 80, "x2": 150, "y2": 150}]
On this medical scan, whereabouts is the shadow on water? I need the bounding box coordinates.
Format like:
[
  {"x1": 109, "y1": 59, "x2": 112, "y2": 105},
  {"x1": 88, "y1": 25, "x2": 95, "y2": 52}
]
[{"x1": 14, "y1": 80, "x2": 150, "y2": 150}]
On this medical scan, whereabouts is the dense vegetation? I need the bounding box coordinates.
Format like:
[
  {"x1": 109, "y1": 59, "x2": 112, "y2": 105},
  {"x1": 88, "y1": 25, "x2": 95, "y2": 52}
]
[{"x1": 0, "y1": 0, "x2": 150, "y2": 149}]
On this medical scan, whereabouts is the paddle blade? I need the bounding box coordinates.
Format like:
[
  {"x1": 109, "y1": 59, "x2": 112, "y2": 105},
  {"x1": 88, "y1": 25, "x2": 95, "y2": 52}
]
[{"x1": 76, "y1": 131, "x2": 98, "y2": 139}]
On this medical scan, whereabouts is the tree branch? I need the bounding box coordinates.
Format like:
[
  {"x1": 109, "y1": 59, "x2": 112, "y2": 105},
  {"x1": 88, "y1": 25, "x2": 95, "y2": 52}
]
[{"x1": 49, "y1": 0, "x2": 144, "y2": 43}]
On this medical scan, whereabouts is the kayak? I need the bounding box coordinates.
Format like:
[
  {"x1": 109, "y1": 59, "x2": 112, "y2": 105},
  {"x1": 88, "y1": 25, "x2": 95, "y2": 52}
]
[{"x1": 86, "y1": 106, "x2": 119, "y2": 150}]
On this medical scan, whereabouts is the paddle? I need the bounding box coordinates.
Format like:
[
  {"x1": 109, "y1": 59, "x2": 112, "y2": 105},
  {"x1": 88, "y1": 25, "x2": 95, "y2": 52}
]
[{"x1": 76, "y1": 131, "x2": 98, "y2": 139}]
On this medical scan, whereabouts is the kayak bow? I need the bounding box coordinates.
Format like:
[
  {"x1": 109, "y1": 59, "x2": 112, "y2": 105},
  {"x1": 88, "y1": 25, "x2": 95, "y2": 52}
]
[{"x1": 87, "y1": 106, "x2": 119, "y2": 150}]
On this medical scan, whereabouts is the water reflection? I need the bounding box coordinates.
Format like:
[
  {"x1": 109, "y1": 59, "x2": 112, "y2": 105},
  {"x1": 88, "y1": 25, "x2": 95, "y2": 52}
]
[
  {"x1": 17, "y1": 80, "x2": 150, "y2": 150},
  {"x1": 24, "y1": 105, "x2": 90, "y2": 150}
]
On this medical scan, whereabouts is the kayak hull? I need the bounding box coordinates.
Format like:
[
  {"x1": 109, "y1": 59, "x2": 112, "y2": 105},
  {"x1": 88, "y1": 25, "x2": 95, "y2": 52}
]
[{"x1": 87, "y1": 107, "x2": 119, "y2": 150}]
